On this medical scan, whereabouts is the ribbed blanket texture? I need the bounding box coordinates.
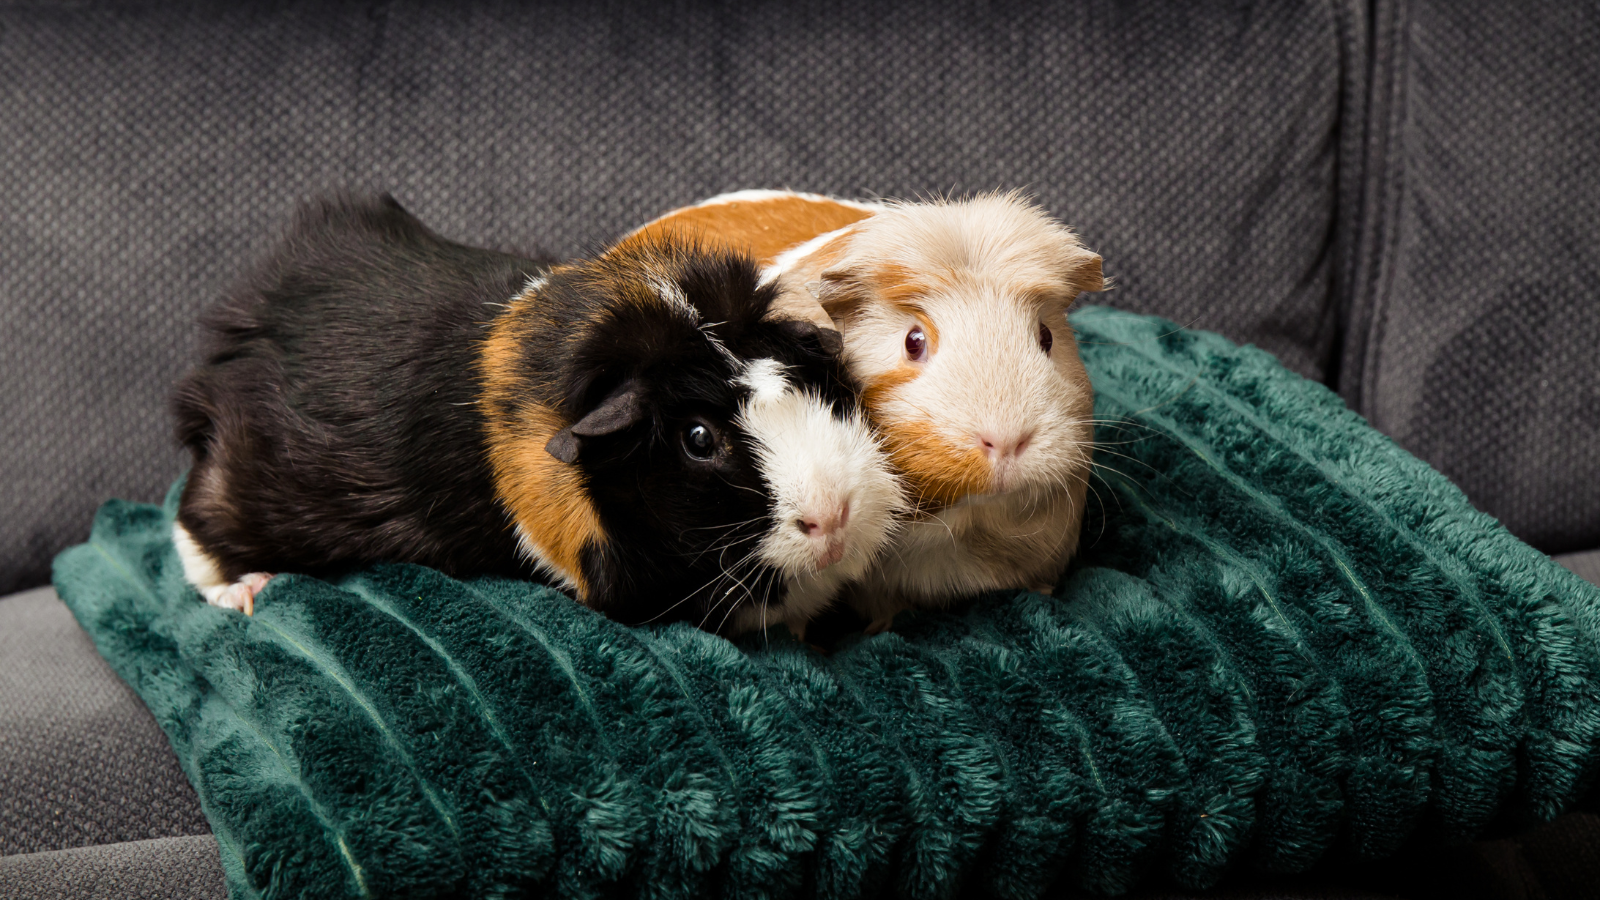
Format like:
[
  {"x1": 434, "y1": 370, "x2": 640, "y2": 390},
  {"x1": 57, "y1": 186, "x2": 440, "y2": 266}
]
[{"x1": 53, "y1": 306, "x2": 1600, "y2": 900}]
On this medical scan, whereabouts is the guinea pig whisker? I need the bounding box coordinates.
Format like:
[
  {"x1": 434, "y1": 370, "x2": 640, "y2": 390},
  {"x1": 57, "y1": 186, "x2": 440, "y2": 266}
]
[
  {"x1": 716, "y1": 474, "x2": 768, "y2": 500},
  {"x1": 1084, "y1": 415, "x2": 1158, "y2": 429},
  {"x1": 713, "y1": 582, "x2": 753, "y2": 635},
  {"x1": 648, "y1": 543, "x2": 762, "y2": 626},
  {"x1": 1081, "y1": 478, "x2": 1117, "y2": 548},
  {"x1": 1082, "y1": 468, "x2": 1121, "y2": 515},
  {"x1": 680, "y1": 516, "x2": 766, "y2": 533},
  {"x1": 1087, "y1": 456, "x2": 1195, "y2": 502},
  {"x1": 691, "y1": 545, "x2": 765, "y2": 631},
  {"x1": 688, "y1": 528, "x2": 764, "y2": 565},
  {"x1": 699, "y1": 573, "x2": 744, "y2": 632},
  {"x1": 1088, "y1": 446, "x2": 1164, "y2": 479},
  {"x1": 642, "y1": 583, "x2": 707, "y2": 625}
]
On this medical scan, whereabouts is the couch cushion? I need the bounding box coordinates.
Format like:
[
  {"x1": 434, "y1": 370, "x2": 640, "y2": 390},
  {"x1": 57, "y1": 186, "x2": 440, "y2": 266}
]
[
  {"x1": 1558, "y1": 550, "x2": 1600, "y2": 591},
  {"x1": 0, "y1": 0, "x2": 1358, "y2": 594},
  {"x1": 0, "y1": 836, "x2": 225, "y2": 900},
  {"x1": 0, "y1": 588, "x2": 209, "y2": 856},
  {"x1": 1339, "y1": 0, "x2": 1600, "y2": 554}
]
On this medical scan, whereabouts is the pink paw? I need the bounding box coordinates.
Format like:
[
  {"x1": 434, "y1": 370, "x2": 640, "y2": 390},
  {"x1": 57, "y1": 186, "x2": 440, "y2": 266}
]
[{"x1": 212, "y1": 572, "x2": 272, "y2": 616}]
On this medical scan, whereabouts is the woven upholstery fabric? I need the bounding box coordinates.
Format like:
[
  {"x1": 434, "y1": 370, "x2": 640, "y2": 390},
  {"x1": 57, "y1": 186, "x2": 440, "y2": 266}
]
[
  {"x1": 0, "y1": 588, "x2": 210, "y2": 857},
  {"x1": 0, "y1": 836, "x2": 226, "y2": 900},
  {"x1": 0, "y1": 0, "x2": 1356, "y2": 596},
  {"x1": 1339, "y1": 0, "x2": 1600, "y2": 555},
  {"x1": 1558, "y1": 551, "x2": 1600, "y2": 592},
  {"x1": 53, "y1": 308, "x2": 1600, "y2": 900}
]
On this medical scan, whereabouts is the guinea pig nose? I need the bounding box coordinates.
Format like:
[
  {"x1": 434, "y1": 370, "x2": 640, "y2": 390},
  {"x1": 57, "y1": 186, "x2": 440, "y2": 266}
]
[
  {"x1": 978, "y1": 430, "x2": 1033, "y2": 462},
  {"x1": 796, "y1": 500, "x2": 850, "y2": 538}
]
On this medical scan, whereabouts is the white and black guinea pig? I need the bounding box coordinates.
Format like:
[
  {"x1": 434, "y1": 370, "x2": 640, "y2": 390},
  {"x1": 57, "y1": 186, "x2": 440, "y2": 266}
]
[{"x1": 171, "y1": 193, "x2": 904, "y2": 636}]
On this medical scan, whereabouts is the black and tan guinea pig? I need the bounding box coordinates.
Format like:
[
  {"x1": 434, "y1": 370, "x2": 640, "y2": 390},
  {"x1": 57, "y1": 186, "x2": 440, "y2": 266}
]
[{"x1": 169, "y1": 193, "x2": 905, "y2": 636}]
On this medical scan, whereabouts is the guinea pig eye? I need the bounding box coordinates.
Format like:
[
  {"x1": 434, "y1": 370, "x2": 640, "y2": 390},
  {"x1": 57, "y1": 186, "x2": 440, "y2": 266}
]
[
  {"x1": 904, "y1": 325, "x2": 929, "y2": 362},
  {"x1": 1039, "y1": 322, "x2": 1053, "y2": 355},
  {"x1": 681, "y1": 421, "x2": 718, "y2": 461}
]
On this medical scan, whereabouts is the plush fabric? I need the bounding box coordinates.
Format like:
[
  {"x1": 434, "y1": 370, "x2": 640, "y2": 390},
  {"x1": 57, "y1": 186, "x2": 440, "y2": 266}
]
[
  {"x1": 53, "y1": 307, "x2": 1600, "y2": 900},
  {"x1": 1, "y1": 0, "x2": 1361, "y2": 596}
]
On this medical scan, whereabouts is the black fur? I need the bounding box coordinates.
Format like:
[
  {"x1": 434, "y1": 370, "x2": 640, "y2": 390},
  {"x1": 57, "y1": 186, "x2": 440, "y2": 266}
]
[
  {"x1": 174, "y1": 193, "x2": 860, "y2": 631},
  {"x1": 173, "y1": 194, "x2": 543, "y2": 581}
]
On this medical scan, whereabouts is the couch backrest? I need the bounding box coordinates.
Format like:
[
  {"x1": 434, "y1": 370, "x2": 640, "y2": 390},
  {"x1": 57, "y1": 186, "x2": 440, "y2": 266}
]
[
  {"x1": 3, "y1": 0, "x2": 1591, "y2": 594},
  {"x1": 1338, "y1": 0, "x2": 1600, "y2": 555}
]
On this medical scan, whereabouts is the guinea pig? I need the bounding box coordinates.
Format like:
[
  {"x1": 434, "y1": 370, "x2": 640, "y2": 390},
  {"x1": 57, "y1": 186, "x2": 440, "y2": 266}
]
[
  {"x1": 170, "y1": 192, "x2": 905, "y2": 636},
  {"x1": 631, "y1": 190, "x2": 1103, "y2": 631}
]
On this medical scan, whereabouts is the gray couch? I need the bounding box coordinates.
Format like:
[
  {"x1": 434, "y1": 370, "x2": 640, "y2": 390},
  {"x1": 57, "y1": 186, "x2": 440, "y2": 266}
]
[{"x1": 3, "y1": 1, "x2": 1596, "y2": 897}]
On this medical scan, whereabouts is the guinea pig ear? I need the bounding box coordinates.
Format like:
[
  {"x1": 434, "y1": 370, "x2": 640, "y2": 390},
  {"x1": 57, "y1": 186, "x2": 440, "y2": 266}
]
[
  {"x1": 814, "y1": 267, "x2": 872, "y2": 324},
  {"x1": 544, "y1": 380, "x2": 646, "y2": 464},
  {"x1": 766, "y1": 288, "x2": 836, "y2": 333},
  {"x1": 1067, "y1": 252, "x2": 1105, "y2": 296},
  {"x1": 772, "y1": 317, "x2": 844, "y2": 357}
]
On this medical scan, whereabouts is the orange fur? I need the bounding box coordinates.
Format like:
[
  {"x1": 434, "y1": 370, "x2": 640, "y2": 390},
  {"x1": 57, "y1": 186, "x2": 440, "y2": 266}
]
[
  {"x1": 876, "y1": 419, "x2": 990, "y2": 508},
  {"x1": 479, "y1": 296, "x2": 604, "y2": 599},
  {"x1": 860, "y1": 365, "x2": 918, "y2": 420},
  {"x1": 634, "y1": 195, "x2": 873, "y2": 265}
]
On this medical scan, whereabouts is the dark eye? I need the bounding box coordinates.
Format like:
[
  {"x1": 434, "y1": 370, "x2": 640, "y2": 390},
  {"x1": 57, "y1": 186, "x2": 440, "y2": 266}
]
[
  {"x1": 1038, "y1": 322, "x2": 1053, "y2": 355},
  {"x1": 681, "y1": 421, "x2": 718, "y2": 461},
  {"x1": 905, "y1": 324, "x2": 929, "y2": 362}
]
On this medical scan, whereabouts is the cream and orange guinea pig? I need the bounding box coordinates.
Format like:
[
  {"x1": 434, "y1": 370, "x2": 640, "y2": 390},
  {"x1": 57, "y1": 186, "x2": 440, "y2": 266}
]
[
  {"x1": 630, "y1": 190, "x2": 1103, "y2": 631},
  {"x1": 170, "y1": 192, "x2": 906, "y2": 636}
]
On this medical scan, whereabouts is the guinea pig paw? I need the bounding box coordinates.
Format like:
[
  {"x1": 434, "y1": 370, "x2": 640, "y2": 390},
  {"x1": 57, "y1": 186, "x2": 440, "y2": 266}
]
[
  {"x1": 1030, "y1": 582, "x2": 1056, "y2": 596},
  {"x1": 211, "y1": 573, "x2": 273, "y2": 616}
]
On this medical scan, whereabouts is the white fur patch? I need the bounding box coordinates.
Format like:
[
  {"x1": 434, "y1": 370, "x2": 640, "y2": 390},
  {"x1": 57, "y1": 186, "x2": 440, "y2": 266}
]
[
  {"x1": 737, "y1": 357, "x2": 790, "y2": 405},
  {"x1": 172, "y1": 522, "x2": 228, "y2": 602},
  {"x1": 736, "y1": 375, "x2": 907, "y2": 627},
  {"x1": 696, "y1": 189, "x2": 884, "y2": 213},
  {"x1": 173, "y1": 523, "x2": 271, "y2": 613},
  {"x1": 761, "y1": 225, "x2": 857, "y2": 287}
]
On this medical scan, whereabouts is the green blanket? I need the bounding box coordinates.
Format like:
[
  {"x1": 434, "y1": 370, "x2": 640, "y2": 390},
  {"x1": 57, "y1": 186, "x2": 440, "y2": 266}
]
[{"x1": 53, "y1": 306, "x2": 1600, "y2": 900}]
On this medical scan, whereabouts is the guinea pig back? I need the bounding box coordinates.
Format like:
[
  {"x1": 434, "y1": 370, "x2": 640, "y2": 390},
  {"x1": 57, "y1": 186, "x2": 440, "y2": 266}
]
[{"x1": 172, "y1": 193, "x2": 547, "y2": 596}]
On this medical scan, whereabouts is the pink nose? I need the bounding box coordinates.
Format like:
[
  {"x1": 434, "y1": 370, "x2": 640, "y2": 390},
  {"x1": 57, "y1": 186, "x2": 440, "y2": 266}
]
[
  {"x1": 797, "y1": 501, "x2": 851, "y2": 568},
  {"x1": 798, "y1": 500, "x2": 850, "y2": 538},
  {"x1": 978, "y1": 430, "x2": 1033, "y2": 462}
]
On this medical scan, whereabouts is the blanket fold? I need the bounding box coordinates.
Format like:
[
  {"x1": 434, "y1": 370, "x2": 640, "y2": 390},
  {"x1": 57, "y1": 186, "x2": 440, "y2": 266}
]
[{"x1": 54, "y1": 306, "x2": 1600, "y2": 899}]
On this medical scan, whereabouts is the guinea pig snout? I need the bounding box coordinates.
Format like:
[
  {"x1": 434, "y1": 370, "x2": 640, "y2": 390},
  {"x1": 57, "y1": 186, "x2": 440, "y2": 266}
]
[
  {"x1": 975, "y1": 427, "x2": 1035, "y2": 492},
  {"x1": 795, "y1": 499, "x2": 851, "y2": 569},
  {"x1": 976, "y1": 429, "x2": 1034, "y2": 463}
]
